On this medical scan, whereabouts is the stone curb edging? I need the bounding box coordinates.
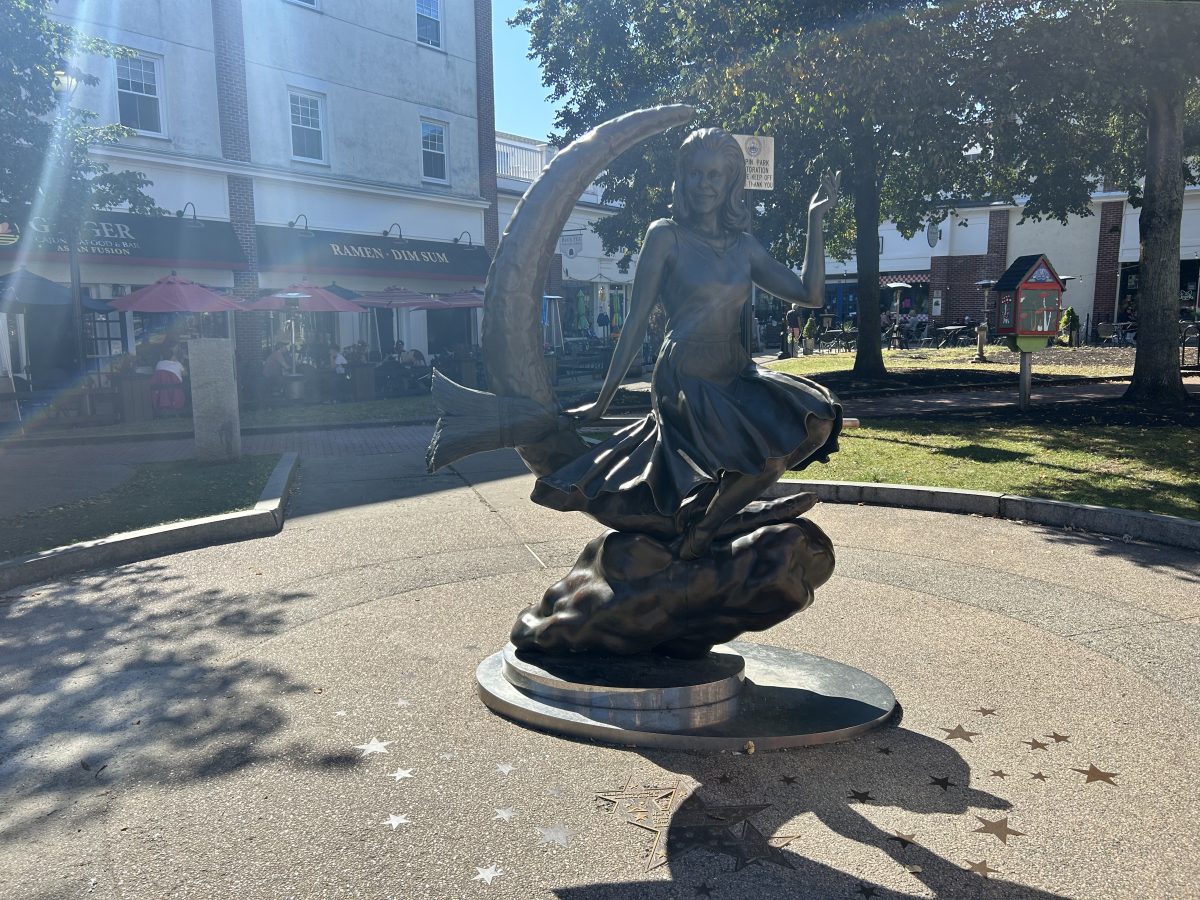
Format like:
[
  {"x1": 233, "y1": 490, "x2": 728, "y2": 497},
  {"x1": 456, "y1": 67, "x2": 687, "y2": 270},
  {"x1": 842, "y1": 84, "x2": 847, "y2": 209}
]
[
  {"x1": 0, "y1": 452, "x2": 300, "y2": 593},
  {"x1": 765, "y1": 479, "x2": 1200, "y2": 553}
]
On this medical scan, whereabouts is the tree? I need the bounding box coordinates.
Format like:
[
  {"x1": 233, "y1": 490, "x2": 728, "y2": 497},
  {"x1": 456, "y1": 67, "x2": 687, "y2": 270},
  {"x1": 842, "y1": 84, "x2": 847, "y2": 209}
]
[
  {"x1": 1, "y1": 0, "x2": 159, "y2": 372},
  {"x1": 980, "y1": 0, "x2": 1197, "y2": 406},
  {"x1": 518, "y1": 0, "x2": 992, "y2": 379}
]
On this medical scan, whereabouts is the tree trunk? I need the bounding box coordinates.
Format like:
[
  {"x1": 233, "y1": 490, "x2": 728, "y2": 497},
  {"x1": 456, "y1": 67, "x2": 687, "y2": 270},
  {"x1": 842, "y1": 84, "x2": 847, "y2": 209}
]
[
  {"x1": 850, "y1": 130, "x2": 886, "y2": 380},
  {"x1": 1123, "y1": 74, "x2": 1189, "y2": 405}
]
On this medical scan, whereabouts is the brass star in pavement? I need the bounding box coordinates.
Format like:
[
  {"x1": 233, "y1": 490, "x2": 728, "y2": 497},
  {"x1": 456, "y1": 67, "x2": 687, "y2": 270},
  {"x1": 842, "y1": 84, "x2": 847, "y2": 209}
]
[
  {"x1": 715, "y1": 774, "x2": 733, "y2": 784},
  {"x1": 966, "y1": 859, "x2": 1001, "y2": 877},
  {"x1": 973, "y1": 816, "x2": 1025, "y2": 844},
  {"x1": 973, "y1": 707, "x2": 998, "y2": 717},
  {"x1": 693, "y1": 883, "x2": 714, "y2": 898},
  {"x1": 855, "y1": 885, "x2": 879, "y2": 898},
  {"x1": 848, "y1": 789, "x2": 874, "y2": 803},
  {"x1": 781, "y1": 775, "x2": 798, "y2": 785},
  {"x1": 929, "y1": 776, "x2": 956, "y2": 791},
  {"x1": 888, "y1": 831, "x2": 917, "y2": 850},
  {"x1": 1072, "y1": 764, "x2": 1119, "y2": 785},
  {"x1": 1045, "y1": 731, "x2": 1071, "y2": 743},
  {"x1": 990, "y1": 770, "x2": 1010, "y2": 779},
  {"x1": 876, "y1": 746, "x2": 892, "y2": 755},
  {"x1": 1023, "y1": 738, "x2": 1050, "y2": 751},
  {"x1": 1031, "y1": 771, "x2": 1050, "y2": 782},
  {"x1": 941, "y1": 724, "x2": 981, "y2": 742}
]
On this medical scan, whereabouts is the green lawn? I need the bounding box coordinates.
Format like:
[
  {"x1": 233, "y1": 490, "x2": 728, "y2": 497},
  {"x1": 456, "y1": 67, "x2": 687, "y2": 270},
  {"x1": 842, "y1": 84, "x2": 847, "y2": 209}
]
[
  {"x1": 2, "y1": 454, "x2": 282, "y2": 559},
  {"x1": 770, "y1": 345, "x2": 1134, "y2": 380},
  {"x1": 785, "y1": 415, "x2": 1198, "y2": 519}
]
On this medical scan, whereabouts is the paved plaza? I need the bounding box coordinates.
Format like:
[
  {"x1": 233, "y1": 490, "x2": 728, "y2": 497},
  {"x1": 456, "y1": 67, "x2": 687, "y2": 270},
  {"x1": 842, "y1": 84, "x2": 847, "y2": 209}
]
[{"x1": 1, "y1": 425, "x2": 1197, "y2": 899}]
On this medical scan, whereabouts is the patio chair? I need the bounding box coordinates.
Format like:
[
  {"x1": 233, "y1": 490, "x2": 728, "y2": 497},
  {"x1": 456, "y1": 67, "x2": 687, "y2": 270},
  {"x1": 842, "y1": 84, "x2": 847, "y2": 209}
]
[
  {"x1": 150, "y1": 369, "x2": 187, "y2": 416},
  {"x1": 1097, "y1": 323, "x2": 1119, "y2": 346}
]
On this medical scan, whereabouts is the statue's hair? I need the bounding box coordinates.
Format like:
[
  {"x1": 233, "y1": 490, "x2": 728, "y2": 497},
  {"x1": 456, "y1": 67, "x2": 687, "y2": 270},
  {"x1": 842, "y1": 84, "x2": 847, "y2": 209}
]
[{"x1": 670, "y1": 127, "x2": 751, "y2": 233}]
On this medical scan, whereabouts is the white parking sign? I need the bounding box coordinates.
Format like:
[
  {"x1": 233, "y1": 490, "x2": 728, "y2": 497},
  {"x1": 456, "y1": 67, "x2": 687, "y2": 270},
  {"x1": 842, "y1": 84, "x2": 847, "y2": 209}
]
[{"x1": 734, "y1": 134, "x2": 774, "y2": 191}]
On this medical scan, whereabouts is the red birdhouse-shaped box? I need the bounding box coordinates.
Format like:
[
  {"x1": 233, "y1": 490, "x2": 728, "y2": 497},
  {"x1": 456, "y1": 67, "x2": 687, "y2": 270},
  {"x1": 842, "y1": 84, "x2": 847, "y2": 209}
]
[{"x1": 994, "y1": 254, "x2": 1065, "y2": 352}]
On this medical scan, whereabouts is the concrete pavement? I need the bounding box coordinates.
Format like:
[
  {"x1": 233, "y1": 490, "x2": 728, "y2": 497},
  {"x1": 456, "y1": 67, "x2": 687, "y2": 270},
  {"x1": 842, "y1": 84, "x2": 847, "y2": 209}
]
[{"x1": 1, "y1": 433, "x2": 1197, "y2": 899}]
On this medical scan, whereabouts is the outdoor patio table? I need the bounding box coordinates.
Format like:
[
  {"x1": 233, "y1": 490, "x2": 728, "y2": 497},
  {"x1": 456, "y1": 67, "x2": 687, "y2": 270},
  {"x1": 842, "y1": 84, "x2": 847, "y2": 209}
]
[{"x1": 937, "y1": 326, "x2": 967, "y2": 348}]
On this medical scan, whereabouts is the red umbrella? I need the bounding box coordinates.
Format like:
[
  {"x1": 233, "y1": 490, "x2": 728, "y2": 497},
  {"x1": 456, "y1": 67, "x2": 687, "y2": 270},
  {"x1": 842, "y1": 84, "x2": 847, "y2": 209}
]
[
  {"x1": 108, "y1": 274, "x2": 241, "y2": 313},
  {"x1": 357, "y1": 286, "x2": 440, "y2": 310},
  {"x1": 249, "y1": 282, "x2": 365, "y2": 312},
  {"x1": 434, "y1": 289, "x2": 485, "y2": 309}
]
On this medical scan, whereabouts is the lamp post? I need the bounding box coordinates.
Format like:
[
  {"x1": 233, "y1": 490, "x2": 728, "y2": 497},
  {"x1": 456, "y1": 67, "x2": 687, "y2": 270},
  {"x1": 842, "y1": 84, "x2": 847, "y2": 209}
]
[{"x1": 52, "y1": 69, "x2": 89, "y2": 400}]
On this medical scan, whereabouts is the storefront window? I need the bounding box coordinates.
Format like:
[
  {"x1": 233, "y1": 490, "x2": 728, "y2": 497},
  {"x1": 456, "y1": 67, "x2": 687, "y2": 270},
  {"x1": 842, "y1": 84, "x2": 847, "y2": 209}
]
[{"x1": 82, "y1": 310, "x2": 127, "y2": 387}]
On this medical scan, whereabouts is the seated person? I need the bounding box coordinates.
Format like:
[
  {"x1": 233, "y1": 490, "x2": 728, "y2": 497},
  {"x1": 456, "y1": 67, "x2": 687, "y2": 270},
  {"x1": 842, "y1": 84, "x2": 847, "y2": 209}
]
[
  {"x1": 154, "y1": 345, "x2": 187, "y2": 381},
  {"x1": 151, "y1": 346, "x2": 187, "y2": 413}
]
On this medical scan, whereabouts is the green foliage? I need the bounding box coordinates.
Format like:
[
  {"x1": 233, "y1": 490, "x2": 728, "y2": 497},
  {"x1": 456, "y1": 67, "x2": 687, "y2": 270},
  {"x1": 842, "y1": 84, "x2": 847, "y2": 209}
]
[
  {"x1": 0, "y1": 0, "x2": 159, "y2": 237},
  {"x1": 802, "y1": 315, "x2": 816, "y2": 339},
  {"x1": 1059, "y1": 306, "x2": 1079, "y2": 332}
]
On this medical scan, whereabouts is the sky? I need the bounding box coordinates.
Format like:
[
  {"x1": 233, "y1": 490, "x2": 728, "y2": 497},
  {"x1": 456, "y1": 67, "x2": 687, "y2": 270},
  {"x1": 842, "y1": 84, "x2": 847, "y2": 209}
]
[{"x1": 491, "y1": 0, "x2": 559, "y2": 140}]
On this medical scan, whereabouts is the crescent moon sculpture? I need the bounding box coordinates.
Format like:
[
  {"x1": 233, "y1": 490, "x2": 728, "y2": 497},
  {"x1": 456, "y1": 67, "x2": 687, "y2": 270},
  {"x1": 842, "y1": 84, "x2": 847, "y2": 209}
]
[
  {"x1": 427, "y1": 104, "x2": 696, "y2": 477},
  {"x1": 426, "y1": 115, "x2": 898, "y2": 750}
]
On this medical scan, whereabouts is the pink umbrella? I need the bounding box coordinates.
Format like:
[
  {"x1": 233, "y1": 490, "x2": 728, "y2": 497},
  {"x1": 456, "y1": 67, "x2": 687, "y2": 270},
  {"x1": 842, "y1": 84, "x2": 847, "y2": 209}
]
[
  {"x1": 109, "y1": 274, "x2": 241, "y2": 313},
  {"x1": 249, "y1": 282, "x2": 365, "y2": 312},
  {"x1": 357, "y1": 286, "x2": 440, "y2": 310}
]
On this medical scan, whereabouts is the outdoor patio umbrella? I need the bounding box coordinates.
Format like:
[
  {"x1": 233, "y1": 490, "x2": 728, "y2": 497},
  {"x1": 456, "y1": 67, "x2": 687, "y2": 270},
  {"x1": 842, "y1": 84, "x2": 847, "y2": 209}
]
[
  {"x1": 108, "y1": 274, "x2": 241, "y2": 313},
  {"x1": 0, "y1": 267, "x2": 72, "y2": 313},
  {"x1": 248, "y1": 282, "x2": 366, "y2": 312},
  {"x1": 323, "y1": 282, "x2": 362, "y2": 301},
  {"x1": 434, "y1": 289, "x2": 485, "y2": 309},
  {"x1": 356, "y1": 286, "x2": 440, "y2": 309}
]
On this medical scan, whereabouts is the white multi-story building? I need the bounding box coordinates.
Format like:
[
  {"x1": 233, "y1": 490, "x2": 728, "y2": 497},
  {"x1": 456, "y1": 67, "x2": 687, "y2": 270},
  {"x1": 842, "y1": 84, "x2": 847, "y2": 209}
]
[{"x1": 1, "y1": 0, "x2": 499, "y2": 389}]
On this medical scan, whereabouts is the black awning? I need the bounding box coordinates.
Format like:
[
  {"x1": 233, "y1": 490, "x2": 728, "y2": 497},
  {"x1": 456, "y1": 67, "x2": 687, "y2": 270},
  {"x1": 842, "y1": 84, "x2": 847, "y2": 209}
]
[
  {"x1": 0, "y1": 211, "x2": 247, "y2": 270},
  {"x1": 256, "y1": 225, "x2": 490, "y2": 282}
]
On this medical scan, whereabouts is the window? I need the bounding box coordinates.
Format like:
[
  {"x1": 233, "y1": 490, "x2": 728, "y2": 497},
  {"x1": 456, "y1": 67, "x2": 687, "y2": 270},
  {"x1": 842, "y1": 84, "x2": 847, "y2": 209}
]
[
  {"x1": 417, "y1": 0, "x2": 441, "y2": 47},
  {"x1": 116, "y1": 56, "x2": 162, "y2": 134},
  {"x1": 421, "y1": 121, "x2": 447, "y2": 181},
  {"x1": 290, "y1": 91, "x2": 324, "y2": 161}
]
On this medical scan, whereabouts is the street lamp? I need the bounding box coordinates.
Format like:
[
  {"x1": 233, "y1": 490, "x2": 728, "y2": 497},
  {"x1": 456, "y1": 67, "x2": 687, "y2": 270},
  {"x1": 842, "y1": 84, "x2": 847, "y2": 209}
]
[
  {"x1": 452, "y1": 230, "x2": 472, "y2": 246},
  {"x1": 381, "y1": 222, "x2": 406, "y2": 243},
  {"x1": 52, "y1": 67, "x2": 88, "y2": 394}
]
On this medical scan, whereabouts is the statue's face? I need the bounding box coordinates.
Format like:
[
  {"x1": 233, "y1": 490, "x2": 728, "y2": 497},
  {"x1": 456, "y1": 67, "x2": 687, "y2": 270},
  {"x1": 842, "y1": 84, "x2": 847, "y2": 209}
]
[{"x1": 683, "y1": 146, "x2": 731, "y2": 218}]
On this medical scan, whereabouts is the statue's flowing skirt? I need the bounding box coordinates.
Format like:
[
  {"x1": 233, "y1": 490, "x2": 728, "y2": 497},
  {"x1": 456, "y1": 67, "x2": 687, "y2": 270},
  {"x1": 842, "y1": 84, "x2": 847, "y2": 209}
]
[{"x1": 532, "y1": 334, "x2": 841, "y2": 523}]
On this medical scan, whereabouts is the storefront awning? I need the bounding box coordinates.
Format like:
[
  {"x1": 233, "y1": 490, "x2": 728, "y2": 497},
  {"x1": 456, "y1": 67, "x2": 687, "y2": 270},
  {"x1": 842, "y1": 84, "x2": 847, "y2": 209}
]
[
  {"x1": 0, "y1": 211, "x2": 247, "y2": 270},
  {"x1": 879, "y1": 272, "x2": 930, "y2": 286},
  {"x1": 256, "y1": 225, "x2": 490, "y2": 282}
]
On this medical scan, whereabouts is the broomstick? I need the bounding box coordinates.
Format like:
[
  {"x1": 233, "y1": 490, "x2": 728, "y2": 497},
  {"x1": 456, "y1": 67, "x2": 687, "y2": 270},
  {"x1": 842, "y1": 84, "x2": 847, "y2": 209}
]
[{"x1": 426, "y1": 370, "x2": 586, "y2": 474}]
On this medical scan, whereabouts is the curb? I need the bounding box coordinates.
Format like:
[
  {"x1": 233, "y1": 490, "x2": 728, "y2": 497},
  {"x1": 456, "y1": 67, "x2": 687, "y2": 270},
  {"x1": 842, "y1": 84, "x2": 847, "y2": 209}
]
[
  {"x1": 0, "y1": 452, "x2": 300, "y2": 592},
  {"x1": 764, "y1": 479, "x2": 1200, "y2": 553}
]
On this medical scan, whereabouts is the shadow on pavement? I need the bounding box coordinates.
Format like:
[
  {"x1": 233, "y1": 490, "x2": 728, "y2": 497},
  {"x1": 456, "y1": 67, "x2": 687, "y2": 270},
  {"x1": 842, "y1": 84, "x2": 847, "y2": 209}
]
[
  {"x1": 1032, "y1": 525, "x2": 1200, "y2": 586},
  {"x1": 286, "y1": 447, "x2": 532, "y2": 519},
  {"x1": 0, "y1": 562, "x2": 314, "y2": 843},
  {"x1": 551, "y1": 720, "x2": 1068, "y2": 900}
]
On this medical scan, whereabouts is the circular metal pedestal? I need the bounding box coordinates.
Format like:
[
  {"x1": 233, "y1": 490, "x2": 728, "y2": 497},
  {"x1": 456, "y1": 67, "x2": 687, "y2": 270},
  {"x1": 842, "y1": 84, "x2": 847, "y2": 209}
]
[{"x1": 476, "y1": 641, "x2": 897, "y2": 751}]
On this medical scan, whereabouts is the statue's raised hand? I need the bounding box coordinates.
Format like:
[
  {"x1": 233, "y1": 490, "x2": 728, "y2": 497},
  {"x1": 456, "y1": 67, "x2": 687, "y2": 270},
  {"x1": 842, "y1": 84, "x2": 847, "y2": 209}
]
[{"x1": 809, "y1": 169, "x2": 841, "y2": 220}]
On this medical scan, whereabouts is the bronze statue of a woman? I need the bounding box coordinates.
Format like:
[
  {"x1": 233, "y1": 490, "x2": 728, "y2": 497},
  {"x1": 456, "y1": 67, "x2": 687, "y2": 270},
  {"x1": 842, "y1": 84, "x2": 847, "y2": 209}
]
[{"x1": 429, "y1": 109, "x2": 843, "y2": 657}]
